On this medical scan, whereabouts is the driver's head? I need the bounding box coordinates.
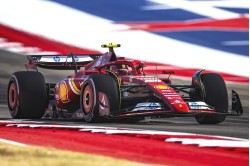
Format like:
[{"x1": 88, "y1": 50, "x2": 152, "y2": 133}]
[
  {"x1": 109, "y1": 64, "x2": 128, "y2": 76},
  {"x1": 117, "y1": 64, "x2": 128, "y2": 75}
]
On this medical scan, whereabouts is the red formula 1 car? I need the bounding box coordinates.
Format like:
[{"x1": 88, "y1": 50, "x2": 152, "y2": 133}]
[{"x1": 7, "y1": 44, "x2": 243, "y2": 124}]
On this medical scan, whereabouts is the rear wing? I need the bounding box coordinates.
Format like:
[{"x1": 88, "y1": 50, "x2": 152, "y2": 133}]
[{"x1": 25, "y1": 53, "x2": 101, "y2": 71}]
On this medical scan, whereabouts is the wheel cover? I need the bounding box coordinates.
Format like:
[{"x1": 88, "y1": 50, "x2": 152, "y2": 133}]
[
  {"x1": 8, "y1": 82, "x2": 18, "y2": 111},
  {"x1": 83, "y1": 84, "x2": 94, "y2": 114}
]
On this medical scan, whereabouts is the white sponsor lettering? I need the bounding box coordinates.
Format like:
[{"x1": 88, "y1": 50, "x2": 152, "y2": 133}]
[
  {"x1": 188, "y1": 102, "x2": 213, "y2": 110},
  {"x1": 40, "y1": 56, "x2": 92, "y2": 63},
  {"x1": 164, "y1": 94, "x2": 179, "y2": 97},
  {"x1": 132, "y1": 102, "x2": 164, "y2": 111}
]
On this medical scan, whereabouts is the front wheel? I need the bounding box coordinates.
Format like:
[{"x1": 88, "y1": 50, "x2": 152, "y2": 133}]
[
  {"x1": 81, "y1": 74, "x2": 120, "y2": 122},
  {"x1": 194, "y1": 73, "x2": 228, "y2": 124}
]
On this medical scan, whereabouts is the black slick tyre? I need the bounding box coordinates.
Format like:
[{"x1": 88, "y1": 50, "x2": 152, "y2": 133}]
[
  {"x1": 7, "y1": 71, "x2": 47, "y2": 119},
  {"x1": 195, "y1": 73, "x2": 228, "y2": 124},
  {"x1": 81, "y1": 74, "x2": 119, "y2": 122}
]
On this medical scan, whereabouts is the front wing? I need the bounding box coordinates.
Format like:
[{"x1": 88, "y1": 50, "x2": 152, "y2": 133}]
[{"x1": 109, "y1": 90, "x2": 243, "y2": 119}]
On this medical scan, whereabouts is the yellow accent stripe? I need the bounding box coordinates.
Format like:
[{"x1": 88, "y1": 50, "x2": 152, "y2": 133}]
[{"x1": 71, "y1": 79, "x2": 81, "y2": 94}]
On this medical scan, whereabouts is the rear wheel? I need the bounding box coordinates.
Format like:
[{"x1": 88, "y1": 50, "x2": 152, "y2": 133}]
[
  {"x1": 195, "y1": 73, "x2": 228, "y2": 124},
  {"x1": 81, "y1": 74, "x2": 119, "y2": 122},
  {"x1": 7, "y1": 71, "x2": 47, "y2": 119}
]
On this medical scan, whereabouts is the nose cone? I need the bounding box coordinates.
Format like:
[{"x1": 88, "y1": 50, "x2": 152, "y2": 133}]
[{"x1": 172, "y1": 103, "x2": 189, "y2": 112}]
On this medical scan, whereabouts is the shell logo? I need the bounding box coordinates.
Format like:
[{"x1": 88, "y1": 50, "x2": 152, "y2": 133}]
[{"x1": 59, "y1": 81, "x2": 70, "y2": 103}]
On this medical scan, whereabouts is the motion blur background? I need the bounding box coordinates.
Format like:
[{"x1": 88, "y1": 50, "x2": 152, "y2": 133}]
[{"x1": 0, "y1": 0, "x2": 248, "y2": 106}]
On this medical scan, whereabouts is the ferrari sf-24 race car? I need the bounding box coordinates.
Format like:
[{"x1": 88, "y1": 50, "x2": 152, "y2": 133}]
[{"x1": 7, "y1": 44, "x2": 243, "y2": 124}]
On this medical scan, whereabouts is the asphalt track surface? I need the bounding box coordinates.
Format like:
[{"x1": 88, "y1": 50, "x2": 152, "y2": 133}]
[{"x1": 0, "y1": 49, "x2": 249, "y2": 139}]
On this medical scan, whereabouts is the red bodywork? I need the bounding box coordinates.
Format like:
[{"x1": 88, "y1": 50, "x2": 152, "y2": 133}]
[
  {"x1": 25, "y1": 46, "x2": 241, "y2": 120},
  {"x1": 47, "y1": 52, "x2": 197, "y2": 114}
]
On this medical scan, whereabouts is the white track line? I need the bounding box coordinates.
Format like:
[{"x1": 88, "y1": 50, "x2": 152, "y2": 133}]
[
  {"x1": 1, "y1": 121, "x2": 248, "y2": 148},
  {"x1": 0, "y1": 138, "x2": 26, "y2": 146},
  {"x1": 165, "y1": 138, "x2": 249, "y2": 147}
]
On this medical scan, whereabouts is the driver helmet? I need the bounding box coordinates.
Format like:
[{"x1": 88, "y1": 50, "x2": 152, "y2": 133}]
[{"x1": 110, "y1": 64, "x2": 128, "y2": 76}]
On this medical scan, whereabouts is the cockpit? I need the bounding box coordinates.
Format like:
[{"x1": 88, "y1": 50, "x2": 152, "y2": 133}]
[{"x1": 102, "y1": 61, "x2": 136, "y2": 76}]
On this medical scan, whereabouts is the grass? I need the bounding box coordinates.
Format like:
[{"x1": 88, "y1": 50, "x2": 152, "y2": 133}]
[{"x1": 0, "y1": 142, "x2": 150, "y2": 166}]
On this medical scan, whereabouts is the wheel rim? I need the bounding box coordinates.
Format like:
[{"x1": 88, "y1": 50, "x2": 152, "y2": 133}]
[
  {"x1": 8, "y1": 82, "x2": 18, "y2": 111},
  {"x1": 83, "y1": 84, "x2": 94, "y2": 114}
]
